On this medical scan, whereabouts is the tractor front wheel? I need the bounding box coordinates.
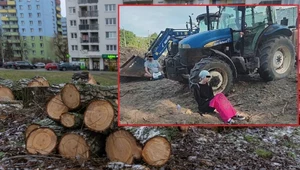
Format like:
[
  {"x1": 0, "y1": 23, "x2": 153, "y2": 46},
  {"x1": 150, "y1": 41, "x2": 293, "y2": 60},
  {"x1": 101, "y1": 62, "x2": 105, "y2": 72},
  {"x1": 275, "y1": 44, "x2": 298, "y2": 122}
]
[
  {"x1": 258, "y1": 35, "x2": 295, "y2": 81},
  {"x1": 189, "y1": 57, "x2": 234, "y2": 95}
]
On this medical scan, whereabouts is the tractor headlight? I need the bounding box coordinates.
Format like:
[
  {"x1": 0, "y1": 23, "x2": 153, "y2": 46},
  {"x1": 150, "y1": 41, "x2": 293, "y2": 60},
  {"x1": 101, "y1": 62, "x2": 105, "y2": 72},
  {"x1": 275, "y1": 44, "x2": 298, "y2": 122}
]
[{"x1": 180, "y1": 44, "x2": 191, "y2": 49}]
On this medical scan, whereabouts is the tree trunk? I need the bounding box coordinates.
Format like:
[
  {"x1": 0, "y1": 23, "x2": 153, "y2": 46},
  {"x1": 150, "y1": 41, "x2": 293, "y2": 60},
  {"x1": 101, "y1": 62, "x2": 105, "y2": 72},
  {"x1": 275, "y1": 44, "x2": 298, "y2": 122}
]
[
  {"x1": 141, "y1": 136, "x2": 171, "y2": 167},
  {"x1": 60, "y1": 112, "x2": 83, "y2": 128},
  {"x1": 105, "y1": 130, "x2": 143, "y2": 164},
  {"x1": 61, "y1": 83, "x2": 81, "y2": 110},
  {"x1": 46, "y1": 94, "x2": 69, "y2": 121},
  {"x1": 28, "y1": 76, "x2": 50, "y2": 87},
  {"x1": 26, "y1": 127, "x2": 58, "y2": 155},
  {"x1": 83, "y1": 99, "x2": 116, "y2": 133},
  {"x1": 0, "y1": 85, "x2": 14, "y2": 101}
]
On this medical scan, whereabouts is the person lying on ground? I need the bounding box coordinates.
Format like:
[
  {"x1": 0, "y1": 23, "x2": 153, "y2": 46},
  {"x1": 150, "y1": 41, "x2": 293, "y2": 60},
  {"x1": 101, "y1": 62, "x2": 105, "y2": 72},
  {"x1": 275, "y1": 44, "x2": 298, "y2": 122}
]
[
  {"x1": 144, "y1": 55, "x2": 164, "y2": 80},
  {"x1": 191, "y1": 70, "x2": 245, "y2": 124}
]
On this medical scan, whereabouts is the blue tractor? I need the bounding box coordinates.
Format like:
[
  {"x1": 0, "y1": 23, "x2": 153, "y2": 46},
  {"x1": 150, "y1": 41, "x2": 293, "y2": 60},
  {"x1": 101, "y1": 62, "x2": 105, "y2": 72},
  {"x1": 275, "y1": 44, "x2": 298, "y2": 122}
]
[{"x1": 164, "y1": 5, "x2": 296, "y2": 95}]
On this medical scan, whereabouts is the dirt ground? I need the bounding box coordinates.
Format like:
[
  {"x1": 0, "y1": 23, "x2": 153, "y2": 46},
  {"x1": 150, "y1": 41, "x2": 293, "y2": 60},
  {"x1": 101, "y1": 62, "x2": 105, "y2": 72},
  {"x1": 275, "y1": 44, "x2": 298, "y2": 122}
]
[{"x1": 120, "y1": 66, "x2": 298, "y2": 125}]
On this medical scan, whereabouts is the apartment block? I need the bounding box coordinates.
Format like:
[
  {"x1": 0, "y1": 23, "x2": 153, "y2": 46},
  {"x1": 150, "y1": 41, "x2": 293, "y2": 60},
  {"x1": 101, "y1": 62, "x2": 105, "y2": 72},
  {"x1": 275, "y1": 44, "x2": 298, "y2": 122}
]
[
  {"x1": 61, "y1": 17, "x2": 67, "y2": 37},
  {"x1": 0, "y1": 0, "x2": 62, "y2": 61},
  {"x1": 66, "y1": 0, "x2": 121, "y2": 71}
]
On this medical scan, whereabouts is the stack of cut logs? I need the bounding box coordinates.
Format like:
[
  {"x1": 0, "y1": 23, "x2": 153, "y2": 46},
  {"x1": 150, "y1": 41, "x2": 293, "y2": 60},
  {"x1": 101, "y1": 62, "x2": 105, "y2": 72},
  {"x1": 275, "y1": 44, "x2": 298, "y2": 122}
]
[{"x1": 0, "y1": 72, "x2": 172, "y2": 168}]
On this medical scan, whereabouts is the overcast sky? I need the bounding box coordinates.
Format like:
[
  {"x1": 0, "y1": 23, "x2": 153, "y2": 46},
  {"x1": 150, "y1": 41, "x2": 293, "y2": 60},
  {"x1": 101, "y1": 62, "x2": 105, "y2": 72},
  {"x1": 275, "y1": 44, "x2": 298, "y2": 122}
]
[
  {"x1": 61, "y1": 0, "x2": 66, "y2": 17},
  {"x1": 119, "y1": 5, "x2": 297, "y2": 37},
  {"x1": 120, "y1": 6, "x2": 219, "y2": 37}
]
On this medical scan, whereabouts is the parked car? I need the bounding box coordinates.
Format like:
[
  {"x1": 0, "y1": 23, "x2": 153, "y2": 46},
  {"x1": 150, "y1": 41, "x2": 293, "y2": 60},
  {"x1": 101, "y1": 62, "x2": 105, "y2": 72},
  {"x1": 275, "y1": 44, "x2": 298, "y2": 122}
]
[
  {"x1": 13, "y1": 61, "x2": 36, "y2": 69},
  {"x1": 34, "y1": 62, "x2": 46, "y2": 68},
  {"x1": 58, "y1": 62, "x2": 80, "y2": 71},
  {"x1": 3, "y1": 61, "x2": 14, "y2": 69},
  {"x1": 45, "y1": 63, "x2": 58, "y2": 71}
]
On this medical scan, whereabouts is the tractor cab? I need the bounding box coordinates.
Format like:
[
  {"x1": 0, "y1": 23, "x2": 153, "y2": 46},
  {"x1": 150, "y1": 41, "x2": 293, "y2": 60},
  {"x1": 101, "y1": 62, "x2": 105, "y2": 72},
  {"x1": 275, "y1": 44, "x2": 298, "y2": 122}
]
[{"x1": 196, "y1": 12, "x2": 220, "y2": 32}]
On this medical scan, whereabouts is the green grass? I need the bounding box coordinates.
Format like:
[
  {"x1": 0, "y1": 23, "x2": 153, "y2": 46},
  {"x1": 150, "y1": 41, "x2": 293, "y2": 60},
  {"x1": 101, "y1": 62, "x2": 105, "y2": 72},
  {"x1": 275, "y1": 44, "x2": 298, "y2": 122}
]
[
  {"x1": 255, "y1": 148, "x2": 273, "y2": 158},
  {"x1": 0, "y1": 70, "x2": 117, "y2": 86}
]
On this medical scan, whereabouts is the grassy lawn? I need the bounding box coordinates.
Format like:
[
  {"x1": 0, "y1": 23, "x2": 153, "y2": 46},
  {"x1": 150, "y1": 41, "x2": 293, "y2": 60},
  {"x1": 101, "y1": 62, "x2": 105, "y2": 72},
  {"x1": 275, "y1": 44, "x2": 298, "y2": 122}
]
[{"x1": 0, "y1": 70, "x2": 117, "y2": 86}]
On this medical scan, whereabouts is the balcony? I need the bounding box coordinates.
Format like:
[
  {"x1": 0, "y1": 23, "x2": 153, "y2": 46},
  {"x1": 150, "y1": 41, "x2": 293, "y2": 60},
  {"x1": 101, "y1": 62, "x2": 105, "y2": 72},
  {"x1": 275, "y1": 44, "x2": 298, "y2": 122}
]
[
  {"x1": 123, "y1": 0, "x2": 153, "y2": 4},
  {"x1": 79, "y1": 24, "x2": 98, "y2": 30},
  {"x1": 0, "y1": 9, "x2": 16, "y2": 13},
  {"x1": 58, "y1": 28, "x2": 62, "y2": 32},
  {"x1": 78, "y1": 0, "x2": 98, "y2": 4},
  {"x1": 7, "y1": 39, "x2": 20, "y2": 43},
  {"x1": 3, "y1": 32, "x2": 19, "y2": 36},
  {"x1": 57, "y1": 14, "x2": 62, "y2": 18},
  {"x1": 56, "y1": 6, "x2": 61, "y2": 11},
  {"x1": 1, "y1": 16, "x2": 18, "y2": 21},
  {"x1": 80, "y1": 37, "x2": 99, "y2": 43},
  {"x1": 57, "y1": 21, "x2": 62, "y2": 25},
  {"x1": 2, "y1": 24, "x2": 18, "y2": 29},
  {"x1": 7, "y1": 1, "x2": 16, "y2": 5},
  {"x1": 78, "y1": 10, "x2": 98, "y2": 17},
  {"x1": 0, "y1": 1, "x2": 7, "y2": 6},
  {"x1": 56, "y1": 0, "x2": 61, "y2": 5}
]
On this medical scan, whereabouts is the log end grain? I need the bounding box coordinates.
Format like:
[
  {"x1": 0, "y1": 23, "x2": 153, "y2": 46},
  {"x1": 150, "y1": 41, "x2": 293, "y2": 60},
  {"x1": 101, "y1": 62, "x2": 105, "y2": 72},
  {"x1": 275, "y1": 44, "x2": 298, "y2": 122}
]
[{"x1": 46, "y1": 94, "x2": 69, "y2": 120}]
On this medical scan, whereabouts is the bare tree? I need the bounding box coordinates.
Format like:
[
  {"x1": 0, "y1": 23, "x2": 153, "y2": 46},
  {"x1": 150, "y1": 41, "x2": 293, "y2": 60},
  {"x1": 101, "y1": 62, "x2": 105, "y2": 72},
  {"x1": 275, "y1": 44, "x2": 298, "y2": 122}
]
[
  {"x1": 52, "y1": 33, "x2": 68, "y2": 62},
  {"x1": 19, "y1": 37, "x2": 31, "y2": 61},
  {"x1": 4, "y1": 40, "x2": 13, "y2": 61}
]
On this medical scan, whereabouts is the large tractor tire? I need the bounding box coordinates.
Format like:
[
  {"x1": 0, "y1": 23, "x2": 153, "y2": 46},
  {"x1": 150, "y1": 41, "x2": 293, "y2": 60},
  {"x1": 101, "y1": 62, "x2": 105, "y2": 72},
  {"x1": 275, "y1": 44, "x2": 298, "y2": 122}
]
[
  {"x1": 257, "y1": 35, "x2": 295, "y2": 81},
  {"x1": 189, "y1": 57, "x2": 234, "y2": 95}
]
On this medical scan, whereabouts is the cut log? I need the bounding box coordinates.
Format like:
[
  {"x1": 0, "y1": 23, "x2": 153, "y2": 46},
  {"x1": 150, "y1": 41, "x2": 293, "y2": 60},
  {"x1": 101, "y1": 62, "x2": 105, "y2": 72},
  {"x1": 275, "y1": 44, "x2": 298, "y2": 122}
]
[
  {"x1": 58, "y1": 133, "x2": 90, "y2": 160},
  {"x1": 26, "y1": 127, "x2": 58, "y2": 155},
  {"x1": 72, "y1": 72, "x2": 97, "y2": 85},
  {"x1": 61, "y1": 83, "x2": 81, "y2": 110},
  {"x1": 25, "y1": 124, "x2": 41, "y2": 139},
  {"x1": 84, "y1": 100, "x2": 115, "y2": 132},
  {"x1": 60, "y1": 112, "x2": 83, "y2": 128},
  {"x1": 0, "y1": 85, "x2": 14, "y2": 101},
  {"x1": 29, "y1": 76, "x2": 50, "y2": 87},
  {"x1": 142, "y1": 136, "x2": 171, "y2": 167},
  {"x1": 105, "y1": 130, "x2": 143, "y2": 164},
  {"x1": 22, "y1": 87, "x2": 52, "y2": 108},
  {"x1": 87, "y1": 73, "x2": 97, "y2": 85},
  {"x1": 46, "y1": 94, "x2": 69, "y2": 121}
]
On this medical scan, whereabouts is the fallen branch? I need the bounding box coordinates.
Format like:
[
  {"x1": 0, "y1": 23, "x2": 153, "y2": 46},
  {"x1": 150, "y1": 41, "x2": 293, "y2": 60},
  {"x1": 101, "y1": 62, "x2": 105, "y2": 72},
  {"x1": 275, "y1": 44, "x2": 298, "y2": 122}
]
[{"x1": 281, "y1": 102, "x2": 288, "y2": 115}]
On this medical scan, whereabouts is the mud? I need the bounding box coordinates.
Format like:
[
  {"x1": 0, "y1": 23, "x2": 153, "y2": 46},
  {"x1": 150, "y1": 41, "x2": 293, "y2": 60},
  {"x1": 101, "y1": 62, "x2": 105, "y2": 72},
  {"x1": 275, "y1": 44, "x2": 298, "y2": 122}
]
[{"x1": 120, "y1": 66, "x2": 298, "y2": 125}]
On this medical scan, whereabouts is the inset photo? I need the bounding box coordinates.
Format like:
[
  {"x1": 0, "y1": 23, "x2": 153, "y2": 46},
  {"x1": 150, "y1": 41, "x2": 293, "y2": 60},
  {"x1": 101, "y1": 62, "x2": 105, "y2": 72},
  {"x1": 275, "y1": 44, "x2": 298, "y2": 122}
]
[{"x1": 118, "y1": 4, "x2": 299, "y2": 126}]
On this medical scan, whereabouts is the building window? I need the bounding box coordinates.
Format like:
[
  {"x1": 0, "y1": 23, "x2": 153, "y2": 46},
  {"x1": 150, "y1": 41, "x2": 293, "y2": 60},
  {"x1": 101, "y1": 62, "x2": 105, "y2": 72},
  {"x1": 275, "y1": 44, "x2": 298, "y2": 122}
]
[
  {"x1": 36, "y1": 0, "x2": 39, "y2": 1},
  {"x1": 40, "y1": 43, "x2": 43, "y2": 48},
  {"x1": 69, "y1": 7, "x2": 75, "y2": 14},
  {"x1": 20, "y1": 13, "x2": 24, "y2": 18},
  {"x1": 70, "y1": 20, "x2": 76, "y2": 26},
  {"x1": 41, "y1": 50, "x2": 44, "y2": 55},
  {"x1": 28, "y1": 5, "x2": 31, "y2": 10},
  {"x1": 32, "y1": 43, "x2": 35, "y2": 48},
  {"x1": 21, "y1": 21, "x2": 25, "y2": 25},
  {"x1": 39, "y1": 28, "x2": 42, "y2": 32},
  {"x1": 37, "y1": 13, "x2": 41, "y2": 17},
  {"x1": 36, "y1": 5, "x2": 40, "y2": 10},
  {"x1": 105, "y1": 4, "x2": 116, "y2": 12},
  {"x1": 105, "y1": 18, "x2": 116, "y2": 25},
  {"x1": 71, "y1": 33, "x2": 77, "y2": 38},
  {"x1": 39, "y1": 36, "x2": 43, "y2": 40},
  {"x1": 24, "y1": 43, "x2": 27, "y2": 47},
  {"x1": 38, "y1": 21, "x2": 42, "y2": 26},
  {"x1": 106, "y1": 45, "x2": 117, "y2": 51},
  {"x1": 106, "y1": 31, "x2": 116, "y2": 39},
  {"x1": 22, "y1": 28, "x2": 25, "y2": 33},
  {"x1": 29, "y1": 13, "x2": 32, "y2": 18},
  {"x1": 19, "y1": 5, "x2": 23, "y2": 10},
  {"x1": 31, "y1": 36, "x2": 35, "y2": 40},
  {"x1": 32, "y1": 50, "x2": 36, "y2": 54},
  {"x1": 30, "y1": 28, "x2": 34, "y2": 32},
  {"x1": 71, "y1": 45, "x2": 78, "y2": 51},
  {"x1": 30, "y1": 21, "x2": 33, "y2": 25},
  {"x1": 23, "y1": 36, "x2": 26, "y2": 40}
]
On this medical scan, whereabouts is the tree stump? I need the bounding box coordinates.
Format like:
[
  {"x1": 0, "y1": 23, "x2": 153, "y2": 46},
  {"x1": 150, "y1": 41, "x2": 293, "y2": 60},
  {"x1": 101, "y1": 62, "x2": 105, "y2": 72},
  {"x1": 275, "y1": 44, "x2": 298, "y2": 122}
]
[
  {"x1": 26, "y1": 127, "x2": 58, "y2": 155},
  {"x1": 46, "y1": 94, "x2": 69, "y2": 121},
  {"x1": 0, "y1": 85, "x2": 14, "y2": 101},
  {"x1": 60, "y1": 112, "x2": 83, "y2": 128},
  {"x1": 105, "y1": 130, "x2": 142, "y2": 164},
  {"x1": 84, "y1": 100, "x2": 115, "y2": 133},
  {"x1": 58, "y1": 133, "x2": 90, "y2": 160},
  {"x1": 61, "y1": 83, "x2": 81, "y2": 110},
  {"x1": 142, "y1": 136, "x2": 171, "y2": 167}
]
